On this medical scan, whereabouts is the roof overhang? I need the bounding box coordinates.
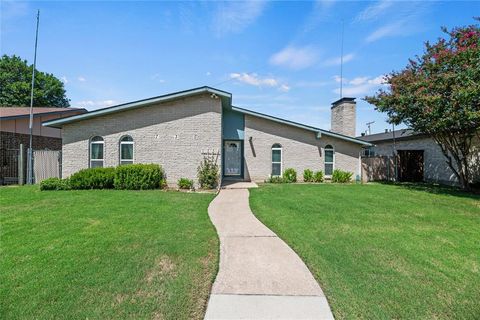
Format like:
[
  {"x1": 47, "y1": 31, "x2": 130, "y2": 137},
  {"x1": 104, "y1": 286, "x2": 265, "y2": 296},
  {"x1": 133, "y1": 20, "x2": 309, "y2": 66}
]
[
  {"x1": 43, "y1": 86, "x2": 231, "y2": 128},
  {"x1": 232, "y1": 106, "x2": 372, "y2": 146}
]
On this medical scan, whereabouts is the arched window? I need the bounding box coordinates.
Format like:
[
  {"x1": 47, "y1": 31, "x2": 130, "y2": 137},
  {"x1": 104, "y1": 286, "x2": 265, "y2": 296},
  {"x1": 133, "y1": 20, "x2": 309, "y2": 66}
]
[
  {"x1": 120, "y1": 135, "x2": 134, "y2": 165},
  {"x1": 271, "y1": 143, "x2": 282, "y2": 176},
  {"x1": 90, "y1": 136, "x2": 104, "y2": 168},
  {"x1": 324, "y1": 145, "x2": 334, "y2": 176}
]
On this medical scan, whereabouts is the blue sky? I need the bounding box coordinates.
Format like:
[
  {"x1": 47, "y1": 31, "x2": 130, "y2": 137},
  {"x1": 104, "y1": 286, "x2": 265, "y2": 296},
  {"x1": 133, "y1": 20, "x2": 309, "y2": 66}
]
[{"x1": 2, "y1": 0, "x2": 478, "y2": 135}]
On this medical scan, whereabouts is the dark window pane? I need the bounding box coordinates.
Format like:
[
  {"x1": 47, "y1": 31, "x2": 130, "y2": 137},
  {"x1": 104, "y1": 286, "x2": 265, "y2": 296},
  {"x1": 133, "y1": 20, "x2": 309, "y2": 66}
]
[
  {"x1": 121, "y1": 136, "x2": 133, "y2": 142},
  {"x1": 121, "y1": 143, "x2": 133, "y2": 160},
  {"x1": 325, "y1": 150, "x2": 334, "y2": 163},
  {"x1": 91, "y1": 143, "x2": 103, "y2": 160},
  {"x1": 272, "y1": 149, "x2": 281, "y2": 162},
  {"x1": 325, "y1": 163, "x2": 333, "y2": 176},
  {"x1": 272, "y1": 163, "x2": 281, "y2": 176},
  {"x1": 120, "y1": 160, "x2": 133, "y2": 165},
  {"x1": 91, "y1": 160, "x2": 103, "y2": 168}
]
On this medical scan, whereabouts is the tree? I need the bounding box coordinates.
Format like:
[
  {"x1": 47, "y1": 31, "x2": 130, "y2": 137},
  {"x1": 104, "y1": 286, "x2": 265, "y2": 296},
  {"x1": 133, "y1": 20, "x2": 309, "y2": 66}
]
[
  {"x1": 365, "y1": 20, "x2": 480, "y2": 190},
  {"x1": 0, "y1": 55, "x2": 70, "y2": 107}
]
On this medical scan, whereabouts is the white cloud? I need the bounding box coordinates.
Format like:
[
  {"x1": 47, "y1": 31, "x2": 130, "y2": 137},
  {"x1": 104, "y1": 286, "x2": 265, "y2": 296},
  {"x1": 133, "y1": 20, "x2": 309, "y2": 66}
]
[
  {"x1": 323, "y1": 53, "x2": 355, "y2": 67},
  {"x1": 365, "y1": 21, "x2": 406, "y2": 43},
  {"x1": 302, "y1": 0, "x2": 337, "y2": 32},
  {"x1": 74, "y1": 100, "x2": 118, "y2": 110},
  {"x1": 230, "y1": 73, "x2": 278, "y2": 87},
  {"x1": 355, "y1": 0, "x2": 394, "y2": 22},
  {"x1": 333, "y1": 75, "x2": 346, "y2": 83},
  {"x1": 77, "y1": 76, "x2": 86, "y2": 82},
  {"x1": 270, "y1": 46, "x2": 318, "y2": 70},
  {"x1": 212, "y1": 1, "x2": 267, "y2": 36},
  {"x1": 60, "y1": 76, "x2": 68, "y2": 84},
  {"x1": 230, "y1": 72, "x2": 289, "y2": 92},
  {"x1": 150, "y1": 73, "x2": 166, "y2": 83},
  {"x1": 333, "y1": 75, "x2": 386, "y2": 96},
  {"x1": 206, "y1": 71, "x2": 211, "y2": 76}
]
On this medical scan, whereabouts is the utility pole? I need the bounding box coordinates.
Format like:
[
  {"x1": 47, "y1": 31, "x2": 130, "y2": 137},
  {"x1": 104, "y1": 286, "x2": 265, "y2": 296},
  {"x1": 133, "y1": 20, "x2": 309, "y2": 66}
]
[
  {"x1": 339, "y1": 20, "x2": 345, "y2": 99},
  {"x1": 27, "y1": 10, "x2": 40, "y2": 185}
]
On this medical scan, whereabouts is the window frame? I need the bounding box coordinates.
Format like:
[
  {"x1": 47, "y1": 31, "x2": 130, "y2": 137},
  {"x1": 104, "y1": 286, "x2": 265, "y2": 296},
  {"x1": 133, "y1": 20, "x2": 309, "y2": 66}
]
[
  {"x1": 271, "y1": 143, "x2": 283, "y2": 177},
  {"x1": 89, "y1": 136, "x2": 104, "y2": 168},
  {"x1": 119, "y1": 135, "x2": 134, "y2": 165},
  {"x1": 324, "y1": 144, "x2": 335, "y2": 176}
]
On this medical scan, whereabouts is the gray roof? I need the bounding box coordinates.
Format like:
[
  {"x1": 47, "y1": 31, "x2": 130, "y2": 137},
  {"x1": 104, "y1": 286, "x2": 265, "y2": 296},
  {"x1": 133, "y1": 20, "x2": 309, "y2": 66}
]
[
  {"x1": 43, "y1": 86, "x2": 371, "y2": 146},
  {"x1": 357, "y1": 129, "x2": 423, "y2": 143}
]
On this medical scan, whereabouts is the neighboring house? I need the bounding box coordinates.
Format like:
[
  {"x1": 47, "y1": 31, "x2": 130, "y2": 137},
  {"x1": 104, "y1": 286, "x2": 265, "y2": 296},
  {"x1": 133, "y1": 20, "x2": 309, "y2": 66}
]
[
  {"x1": 43, "y1": 86, "x2": 371, "y2": 187},
  {"x1": 358, "y1": 129, "x2": 480, "y2": 186},
  {"x1": 0, "y1": 107, "x2": 87, "y2": 184}
]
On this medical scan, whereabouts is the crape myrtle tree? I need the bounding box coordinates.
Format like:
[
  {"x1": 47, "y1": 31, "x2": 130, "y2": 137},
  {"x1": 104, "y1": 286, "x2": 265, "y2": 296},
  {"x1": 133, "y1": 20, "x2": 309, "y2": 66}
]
[
  {"x1": 0, "y1": 55, "x2": 70, "y2": 107},
  {"x1": 365, "y1": 19, "x2": 480, "y2": 190}
]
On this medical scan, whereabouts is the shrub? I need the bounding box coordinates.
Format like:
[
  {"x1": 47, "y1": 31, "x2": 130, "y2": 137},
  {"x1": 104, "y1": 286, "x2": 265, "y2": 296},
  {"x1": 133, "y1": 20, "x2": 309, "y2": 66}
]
[
  {"x1": 40, "y1": 177, "x2": 70, "y2": 191},
  {"x1": 266, "y1": 176, "x2": 285, "y2": 183},
  {"x1": 197, "y1": 156, "x2": 219, "y2": 189},
  {"x1": 283, "y1": 168, "x2": 297, "y2": 183},
  {"x1": 70, "y1": 167, "x2": 116, "y2": 189},
  {"x1": 313, "y1": 171, "x2": 324, "y2": 183},
  {"x1": 178, "y1": 178, "x2": 194, "y2": 190},
  {"x1": 114, "y1": 164, "x2": 165, "y2": 190},
  {"x1": 303, "y1": 169, "x2": 314, "y2": 182},
  {"x1": 331, "y1": 169, "x2": 353, "y2": 183}
]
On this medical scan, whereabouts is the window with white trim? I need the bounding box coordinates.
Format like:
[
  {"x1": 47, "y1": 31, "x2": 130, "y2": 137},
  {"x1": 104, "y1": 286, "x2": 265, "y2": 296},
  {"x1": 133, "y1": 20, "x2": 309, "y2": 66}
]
[
  {"x1": 120, "y1": 135, "x2": 134, "y2": 165},
  {"x1": 324, "y1": 144, "x2": 334, "y2": 176},
  {"x1": 271, "y1": 143, "x2": 282, "y2": 176},
  {"x1": 90, "y1": 136, "x2": 104, "y2": 168}
]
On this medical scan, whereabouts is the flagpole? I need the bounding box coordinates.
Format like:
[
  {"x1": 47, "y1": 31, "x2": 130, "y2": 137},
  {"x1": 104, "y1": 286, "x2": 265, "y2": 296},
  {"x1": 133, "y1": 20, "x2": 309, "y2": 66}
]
[{"x1": 27, "y1": 10, "x2": 40, "y2": 185}]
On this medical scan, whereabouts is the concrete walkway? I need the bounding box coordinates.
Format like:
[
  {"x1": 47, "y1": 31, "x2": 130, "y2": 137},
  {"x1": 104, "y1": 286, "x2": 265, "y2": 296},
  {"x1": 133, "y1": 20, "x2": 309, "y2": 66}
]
[{"x1": 205, "y1": 183, "x2": 334, "y2": 320}]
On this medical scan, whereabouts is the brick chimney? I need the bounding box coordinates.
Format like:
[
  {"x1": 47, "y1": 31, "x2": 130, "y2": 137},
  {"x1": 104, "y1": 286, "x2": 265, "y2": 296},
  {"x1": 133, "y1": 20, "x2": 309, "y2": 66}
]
[{"x1": 331, "y1": 97, "x2": 356, "y2": 137}]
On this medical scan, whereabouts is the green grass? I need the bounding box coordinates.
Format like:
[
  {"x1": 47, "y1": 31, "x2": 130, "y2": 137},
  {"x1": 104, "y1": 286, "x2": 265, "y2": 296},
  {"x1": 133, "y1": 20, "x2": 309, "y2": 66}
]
[
  {"x1": 0, "y1": 186, "x2": 218, "y2": 320},
  {"x1": 250, "y1": 183, "x2": 480, "y2": 319}
]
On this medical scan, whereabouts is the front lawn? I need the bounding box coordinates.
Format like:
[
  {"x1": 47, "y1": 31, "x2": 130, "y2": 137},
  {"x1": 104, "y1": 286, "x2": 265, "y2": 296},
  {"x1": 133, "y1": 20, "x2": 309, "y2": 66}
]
[
  {"x1": 0, "y1": 186, "x2": 218, "y2": 320},
  {"x1": 250, "y1": 183, "x2": 480, "y2": 319}
]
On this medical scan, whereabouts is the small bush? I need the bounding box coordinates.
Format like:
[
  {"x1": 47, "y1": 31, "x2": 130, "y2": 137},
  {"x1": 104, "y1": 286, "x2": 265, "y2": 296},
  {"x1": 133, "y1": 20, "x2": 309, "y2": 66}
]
[
  {"x1": 266, "y1": 176, "x2": 285, "y2": 183},
  {"x1": 313, "y1": 171, "x2": 324, "y2": 183},
  {"x1": 331, "y1": 169, "x2": 353, "y2": 183},
  {"x1": 114, "y1": 164, "x2": 165, "y2": 190},
  {"x1": 283, "y1": 168, "x2": 297, "y2": 183},
  {"x1": 40, "y1": 177, "x2": 70, "y2": 191},
  {"x1": 197, "y1": 156, "x2": 219, "y2": 189},
  {"x1": 70, "y1": 167, "x2": 116, "y2": 189},
  {"x1": 178, "y1": 178, "x2": 194, "y2": 190},
  {"x1": 303, "y1": 169, "x2": 314, "y2": 182}
]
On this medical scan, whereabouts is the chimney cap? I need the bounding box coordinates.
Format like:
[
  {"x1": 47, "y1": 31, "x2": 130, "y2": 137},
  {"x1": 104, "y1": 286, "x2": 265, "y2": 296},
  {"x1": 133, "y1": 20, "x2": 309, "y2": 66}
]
[{"x1": 331, "y1": 97, "x2": 356, "y2": 108}]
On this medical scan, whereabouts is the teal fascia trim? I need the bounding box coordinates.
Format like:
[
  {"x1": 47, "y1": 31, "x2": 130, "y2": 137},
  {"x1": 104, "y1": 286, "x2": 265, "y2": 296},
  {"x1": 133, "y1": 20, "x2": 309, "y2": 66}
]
[
  {"x1": 43, "y1": 86, "x2": 232, "y2": 128},
  {"x1": 232, "y1": 105, "x2": 372, "y2": 146}
]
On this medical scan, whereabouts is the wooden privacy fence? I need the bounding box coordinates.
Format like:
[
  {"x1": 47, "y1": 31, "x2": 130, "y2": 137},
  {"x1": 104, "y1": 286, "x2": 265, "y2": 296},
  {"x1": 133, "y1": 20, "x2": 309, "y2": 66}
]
[
  {"x1": 33, "y1": 150, "x2": 61, "y2": 184},
  {"x1": 361, "y1": 156, "x2": 396, "y2": 183}
]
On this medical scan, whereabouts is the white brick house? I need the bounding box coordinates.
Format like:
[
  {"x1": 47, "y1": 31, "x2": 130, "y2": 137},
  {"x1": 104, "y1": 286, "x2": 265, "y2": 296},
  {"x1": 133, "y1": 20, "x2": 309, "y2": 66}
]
[{"x1": 43, "y1": 87, "x2": 371, "y2": 186}]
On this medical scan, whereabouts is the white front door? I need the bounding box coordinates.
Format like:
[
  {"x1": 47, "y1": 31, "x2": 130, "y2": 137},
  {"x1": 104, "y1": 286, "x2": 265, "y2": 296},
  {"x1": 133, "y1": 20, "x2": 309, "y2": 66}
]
[{"x1": 224, "y1": 141, "x2": 241, "y2": 176}]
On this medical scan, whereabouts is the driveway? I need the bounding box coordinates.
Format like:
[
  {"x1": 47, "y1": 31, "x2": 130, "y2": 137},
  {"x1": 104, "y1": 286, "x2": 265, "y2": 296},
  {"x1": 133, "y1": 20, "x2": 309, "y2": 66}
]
[{"x1": 204, "y1": 183, "x2": 334, "y2": 319}]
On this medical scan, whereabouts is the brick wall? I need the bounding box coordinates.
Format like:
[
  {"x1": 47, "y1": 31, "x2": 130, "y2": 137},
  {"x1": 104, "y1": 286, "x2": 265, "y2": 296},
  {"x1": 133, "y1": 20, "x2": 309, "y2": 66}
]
[
  {"x1": 244, "y1": 115, "x2": 361, "y2": 182},
  {"x1": 61, "y1": 94, "x2": 222, "y2": 187}
]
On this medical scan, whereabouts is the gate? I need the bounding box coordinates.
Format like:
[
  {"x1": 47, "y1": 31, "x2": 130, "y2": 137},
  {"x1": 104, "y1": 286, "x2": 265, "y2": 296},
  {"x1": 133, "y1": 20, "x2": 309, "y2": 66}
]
[
  {"x1": 0, "y1": 148, "x2": 20, "y2": 185},
  {"x1": 33, "y1": 150, "x2": 61, "y2": 184}
]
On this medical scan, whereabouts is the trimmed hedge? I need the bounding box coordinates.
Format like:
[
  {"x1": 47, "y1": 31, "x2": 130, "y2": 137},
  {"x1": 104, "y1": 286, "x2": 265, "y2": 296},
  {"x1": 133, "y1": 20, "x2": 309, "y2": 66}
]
[
  {"x1": 178, "y1": 178, "x2": 194, "y2": 190},
  {"x1": 40, "y1": 178, "x2": 71, "y2": 191},
  {"x1": 114, "y1": 164, "x2": 166, "y2": 190},
  {"x1": 69, "y1": 167, "x2": 116, "y2": 189},
  {"x1": 331, "y1": 169, "x2": 353, "y2": 183}
]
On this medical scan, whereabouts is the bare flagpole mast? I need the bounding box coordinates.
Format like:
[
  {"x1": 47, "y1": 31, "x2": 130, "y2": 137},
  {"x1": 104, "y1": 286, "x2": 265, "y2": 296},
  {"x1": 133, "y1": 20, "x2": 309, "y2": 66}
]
[
  {"x1": 27, "y1": 10, "x2": 40, "y2": 185},
  {"x1": 339, "y1": 19, "x2": 344, "y2": 99}
]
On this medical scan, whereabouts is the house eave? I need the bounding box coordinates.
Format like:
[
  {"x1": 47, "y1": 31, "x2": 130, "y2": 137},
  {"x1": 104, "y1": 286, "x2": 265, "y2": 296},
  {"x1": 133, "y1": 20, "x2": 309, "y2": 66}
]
[{"x1": 43, "y1": 86, "x2": 232, "y2": 129}]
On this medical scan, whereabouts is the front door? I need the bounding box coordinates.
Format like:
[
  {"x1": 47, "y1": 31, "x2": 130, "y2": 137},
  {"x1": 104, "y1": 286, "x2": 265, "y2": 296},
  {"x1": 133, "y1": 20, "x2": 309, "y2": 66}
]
[{"x1": 224, "y1": 141, "x2": 242, "y2": 176}]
